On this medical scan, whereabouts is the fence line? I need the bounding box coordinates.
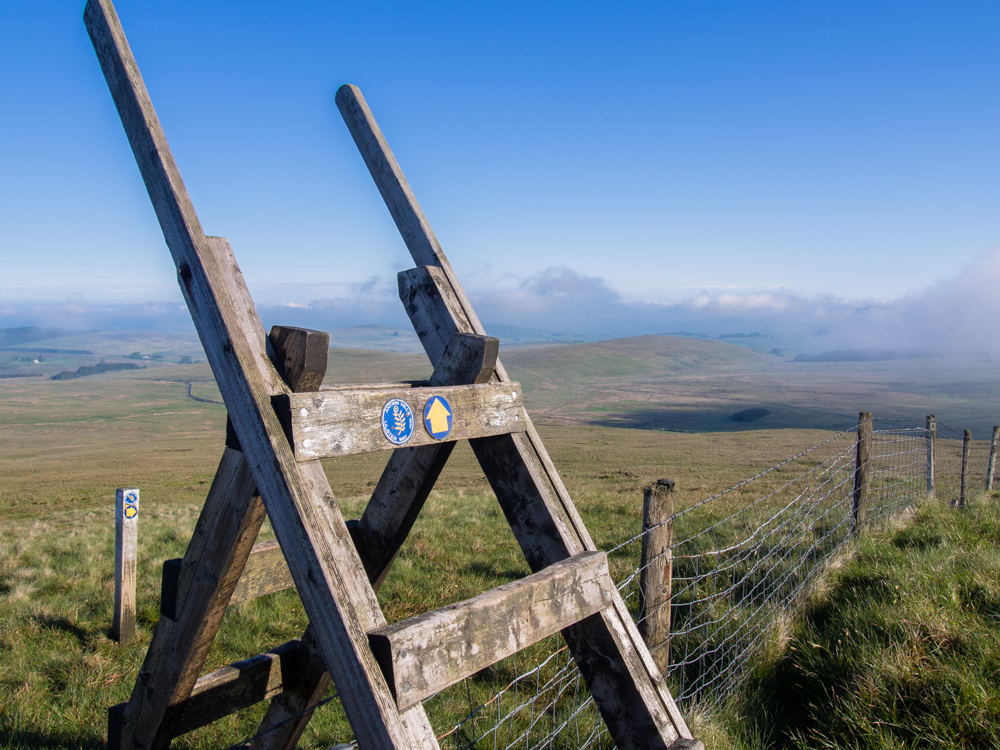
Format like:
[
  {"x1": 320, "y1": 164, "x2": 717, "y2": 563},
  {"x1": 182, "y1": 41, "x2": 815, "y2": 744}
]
[
  {"x1": 233, "y1": 417, "x2": 980, "y2": 749},
  {"x1": 424, "y1": 421, "x2": 933, "y2": 750}
]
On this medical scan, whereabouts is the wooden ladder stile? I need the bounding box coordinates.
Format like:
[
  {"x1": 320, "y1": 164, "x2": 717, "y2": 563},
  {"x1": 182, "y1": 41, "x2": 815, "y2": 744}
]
[{"x1": 85, "y1": 2, "x2": 700, "y2": 748}]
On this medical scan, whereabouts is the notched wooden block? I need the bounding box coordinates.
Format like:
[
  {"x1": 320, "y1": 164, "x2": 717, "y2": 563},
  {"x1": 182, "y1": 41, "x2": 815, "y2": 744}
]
[{"x1": 269, "y1": 326, "x2": 330, "y2": 393}]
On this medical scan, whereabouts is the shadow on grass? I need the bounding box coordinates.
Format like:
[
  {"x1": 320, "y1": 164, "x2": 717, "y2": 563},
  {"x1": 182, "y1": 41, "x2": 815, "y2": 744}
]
[
  {"x1": 0, "y1": 727, "x2": 106, "y2": 750},
  {"x1": 30, "y1": 615, "x2": 89, "y2": 646}
]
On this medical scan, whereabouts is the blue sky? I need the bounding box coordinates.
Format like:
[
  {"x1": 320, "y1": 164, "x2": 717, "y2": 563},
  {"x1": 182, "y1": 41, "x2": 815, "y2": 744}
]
[{"x1": 2, "y1": 2, "x2": 1000, "y2": 345}]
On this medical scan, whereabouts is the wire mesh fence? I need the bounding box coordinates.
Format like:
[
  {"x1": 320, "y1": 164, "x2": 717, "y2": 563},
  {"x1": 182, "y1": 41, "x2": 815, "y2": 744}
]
[
  {"x1": 240, "y1": 417, "x2": 992, "y2": 750},
  {"x1": 420, "y1": 421, "x2": 935, "y2": 750}
]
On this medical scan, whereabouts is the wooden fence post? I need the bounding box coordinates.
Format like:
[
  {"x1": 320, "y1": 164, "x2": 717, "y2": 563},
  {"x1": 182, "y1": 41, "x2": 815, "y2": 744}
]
[
  {"x1": 987, "y1": 426, "x2": 999, "y2": 491},
  {"x1": 114, "y1": 487, "x2": 139, "y2": 644},
  {"x1": 959, "y1": 429, "x2": 972, "y2": 507},
  {"x1": 639, "y1": 478, "x2": 674, "y2": 676},
  {"x1": 926, "y1": 415, "x2": 936, "y2": 497},
  {"x1": 851, "y1": 412, "x2": 872, "y2": 535}
]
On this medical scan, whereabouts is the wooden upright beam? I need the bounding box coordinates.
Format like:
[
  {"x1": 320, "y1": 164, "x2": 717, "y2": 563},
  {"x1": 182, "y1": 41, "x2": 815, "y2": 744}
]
[
  {"x1": 960, "y1": 429, "x2": 972, "y2": 507},
  {"x1": 269, "y1": 326, "x2": 329, "y2": 393},
  {"x1": 852, "y1": 412, "x2": 873, "y2": 534},
  {"x1": 113, "y1": 487, "x2": 139, "y2": 645},
  {"x1": 85, "y1": 5, "x2": 439, "y2": 749},
  {"x1": 337, "y1": 83, "x2": 696, "y2": 749},
  {"x1": 639, "y1": 480, "x2": 674, "y2": 675}
]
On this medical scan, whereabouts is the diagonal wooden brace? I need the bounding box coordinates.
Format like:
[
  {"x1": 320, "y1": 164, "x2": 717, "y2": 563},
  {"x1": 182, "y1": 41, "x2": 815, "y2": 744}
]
[
  {"x1": 338, "y1": 83, "x2": 697, "y2": 749},
  {"x1": 85, "y1": 4, "x2": 439, "y2": 748}
]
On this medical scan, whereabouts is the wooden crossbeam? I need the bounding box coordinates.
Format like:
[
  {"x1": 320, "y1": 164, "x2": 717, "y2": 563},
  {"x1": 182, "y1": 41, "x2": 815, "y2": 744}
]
[
  {"x1": 369, "y1": 551, "x2": 611, "y2": 710},
  {"x1": 337, "y1": 84, "x2": 697, "y2": 749},
  {"x1": 161, "y1": 539, "x2": 295, "y2": 619},
  {"x1": 280, "y1": 381, "x2": 524, "y2": 460}
]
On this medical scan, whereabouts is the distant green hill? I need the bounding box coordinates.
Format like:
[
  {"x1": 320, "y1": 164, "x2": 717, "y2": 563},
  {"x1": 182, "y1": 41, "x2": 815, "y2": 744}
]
[{"x1": 0, "y1": 327, "x2": 96, "y2": 347}]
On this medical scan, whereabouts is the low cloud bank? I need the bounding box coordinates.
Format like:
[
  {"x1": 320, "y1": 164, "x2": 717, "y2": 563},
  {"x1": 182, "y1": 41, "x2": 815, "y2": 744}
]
[{"x1": 4, "y1": 250, "x2": 999, "y2": 356}]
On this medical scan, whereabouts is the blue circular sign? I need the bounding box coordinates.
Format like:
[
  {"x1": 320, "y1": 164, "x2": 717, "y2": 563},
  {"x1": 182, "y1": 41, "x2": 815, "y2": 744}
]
[
  {"x1": 381, "y1": 398, "x2": 415, "y2": 445},
  {"x1": 423, "y1": 395, "x2": 453, "y2": 440}
]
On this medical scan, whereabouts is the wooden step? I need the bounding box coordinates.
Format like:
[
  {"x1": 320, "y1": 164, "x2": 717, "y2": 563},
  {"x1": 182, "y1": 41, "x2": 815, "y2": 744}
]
[{"x1": 367, "y1": 550, "x2": 612, "y2": 710}]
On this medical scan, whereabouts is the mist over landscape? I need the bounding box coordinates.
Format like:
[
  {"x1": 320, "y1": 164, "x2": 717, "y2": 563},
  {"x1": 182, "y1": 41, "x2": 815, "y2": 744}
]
[{"x1": 4, "y1": 246, "x2": 998, "y2": 358}]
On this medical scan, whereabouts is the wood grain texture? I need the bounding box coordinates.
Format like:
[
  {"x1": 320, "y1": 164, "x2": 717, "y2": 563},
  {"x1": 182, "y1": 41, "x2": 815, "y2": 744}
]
[
  {"x1": 231, "y1": 539, "x2": 294, "y2": 604},
  {"x1": 639, "y1": 483, "x2": 673, "y2": 675},
  {"x1": 284, "y1": 381, "x2": 524, "y2": 460},
  {"x1": 986, "y1": 426, "x2": 998, "y2": 491},
  {"x1": 960, "y1": 428, "x2": 972, "y2": 507},
  {"x1": 113, "y1": 487, "x2": 139, "y2": 644},
  {"x1": 270, "y1": 326, "x2": 330, "y2": 393},
  {"x1": 250, "y1": 626, "x2": 332, "y2": 750},
  {"x1": 162, "y1": 539, "x2": 295, "y2": 619},
  {"x1": 926, "y1": 415, "x2": 936, "y2": 496},
  {"x1": 341, "y1": 89, "x2": 696, "y2": 744},
  {"x1": 852, "y1": 412, "x2": 872, "y2": 532},
  {"x1": 369, "y1": 551, "x2": 611, "y2": 710},
  {"x1": 85, "y1": 4, "x2": 438, "y2": 748}
]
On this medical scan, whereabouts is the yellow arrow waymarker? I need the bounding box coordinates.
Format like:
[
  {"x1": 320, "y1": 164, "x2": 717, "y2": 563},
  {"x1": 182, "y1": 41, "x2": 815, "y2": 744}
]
[{"x1": 423, "y1": 396, "x2": 453, "y2": 439}]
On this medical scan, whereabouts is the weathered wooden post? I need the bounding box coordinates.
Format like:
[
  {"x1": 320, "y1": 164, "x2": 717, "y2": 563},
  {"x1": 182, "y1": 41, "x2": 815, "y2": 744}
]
[
  {"x1": 959, "y1": 429, "x2": 972, "y2": 507},
  {"x1": 114, "y1": 487, "x2": 139, "y2": 644},
  {"x1": 639, "y1": 478, "x2": 674, "y2": 675},
  {"x1": 986, "y1": 426, "x2": 999, "y2": 491},
  {"x1": 926, "y1": 415, "x2": 936, "y2": 497},
  {"x1": 851, "y1": 412, "x2": 872, "y2": 535}
]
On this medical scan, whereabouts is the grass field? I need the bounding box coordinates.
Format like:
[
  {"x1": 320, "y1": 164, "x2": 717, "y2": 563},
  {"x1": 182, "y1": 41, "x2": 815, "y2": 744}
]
[{"x1": 2, "y1": 331, "x2": 999, "y2": 748}]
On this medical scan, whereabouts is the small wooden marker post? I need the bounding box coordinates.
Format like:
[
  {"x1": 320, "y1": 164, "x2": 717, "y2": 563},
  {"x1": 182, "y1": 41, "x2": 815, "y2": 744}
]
[
  {"x1": 114, "y1": 487, "x2": 139, "y2": 644},
  {"x1": 640, "y1": 478, "x2": 675, "y2": 675},
  {"x1": 959, "y1": 429, "x2": 972, "y2": 507},
  {"x1": 926, "y1": 415, "x2": 936, "y2": 497},
  {"x1": 986, "y1": 426, "x2": 999, "y2": 491},
  {"x1": 851, "y1": 412, "x2": 872, "y2": 535}
]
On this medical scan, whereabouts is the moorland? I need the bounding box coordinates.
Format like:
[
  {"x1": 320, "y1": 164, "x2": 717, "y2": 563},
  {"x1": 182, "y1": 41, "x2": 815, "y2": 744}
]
[{"x1": 1, "y1": 328, "x2": 999, "y2": 748}]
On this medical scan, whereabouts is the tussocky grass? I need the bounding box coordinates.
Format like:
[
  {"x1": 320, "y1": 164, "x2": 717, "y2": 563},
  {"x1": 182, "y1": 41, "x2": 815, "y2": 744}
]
[{"x1": 714, "y1": 490, "x2": 1000, "y2": 750}]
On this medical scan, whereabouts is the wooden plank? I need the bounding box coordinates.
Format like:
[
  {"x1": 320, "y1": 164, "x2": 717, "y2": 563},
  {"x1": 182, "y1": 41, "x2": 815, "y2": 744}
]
[
  {"x1": 369, "y1": 551, "x2": 611, "y2": 710},
  {"x1": 341, "y1": 87, "x2": 696, "y2": 746},
  {"x1": 84, "y1": 5, "x2": 439, "y2": 749},
  {"x1": 270, "y1": 326, "x2": 329, "y2": 393},
  {"x1": 174, "y1": 640, "x2": 297, "y2": 736},
  {"x1": 161, "y1": 539, "x2": 295, "y2": 619},
  {"x1": 283, "y1": 381, "x2": 524, "y2": 460},
  {"x1": 229, "y1": 539, "x2": 294, "y2": 604},
  {"x1": 639, "y1": 481, "x2": 674, "y2": 675},
  {"x1": 113, "y1": 487, "x2": 139, "y2": 644}
]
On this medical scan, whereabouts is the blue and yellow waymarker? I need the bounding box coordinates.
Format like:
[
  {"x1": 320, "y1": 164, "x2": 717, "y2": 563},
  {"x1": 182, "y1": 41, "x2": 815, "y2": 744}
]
[
  {"x1": 423, "y1": 395, "x2": 453, "y2": 440},
  {"x1": 123, "y1": 489, "x2": 138, "y2": 519}
]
